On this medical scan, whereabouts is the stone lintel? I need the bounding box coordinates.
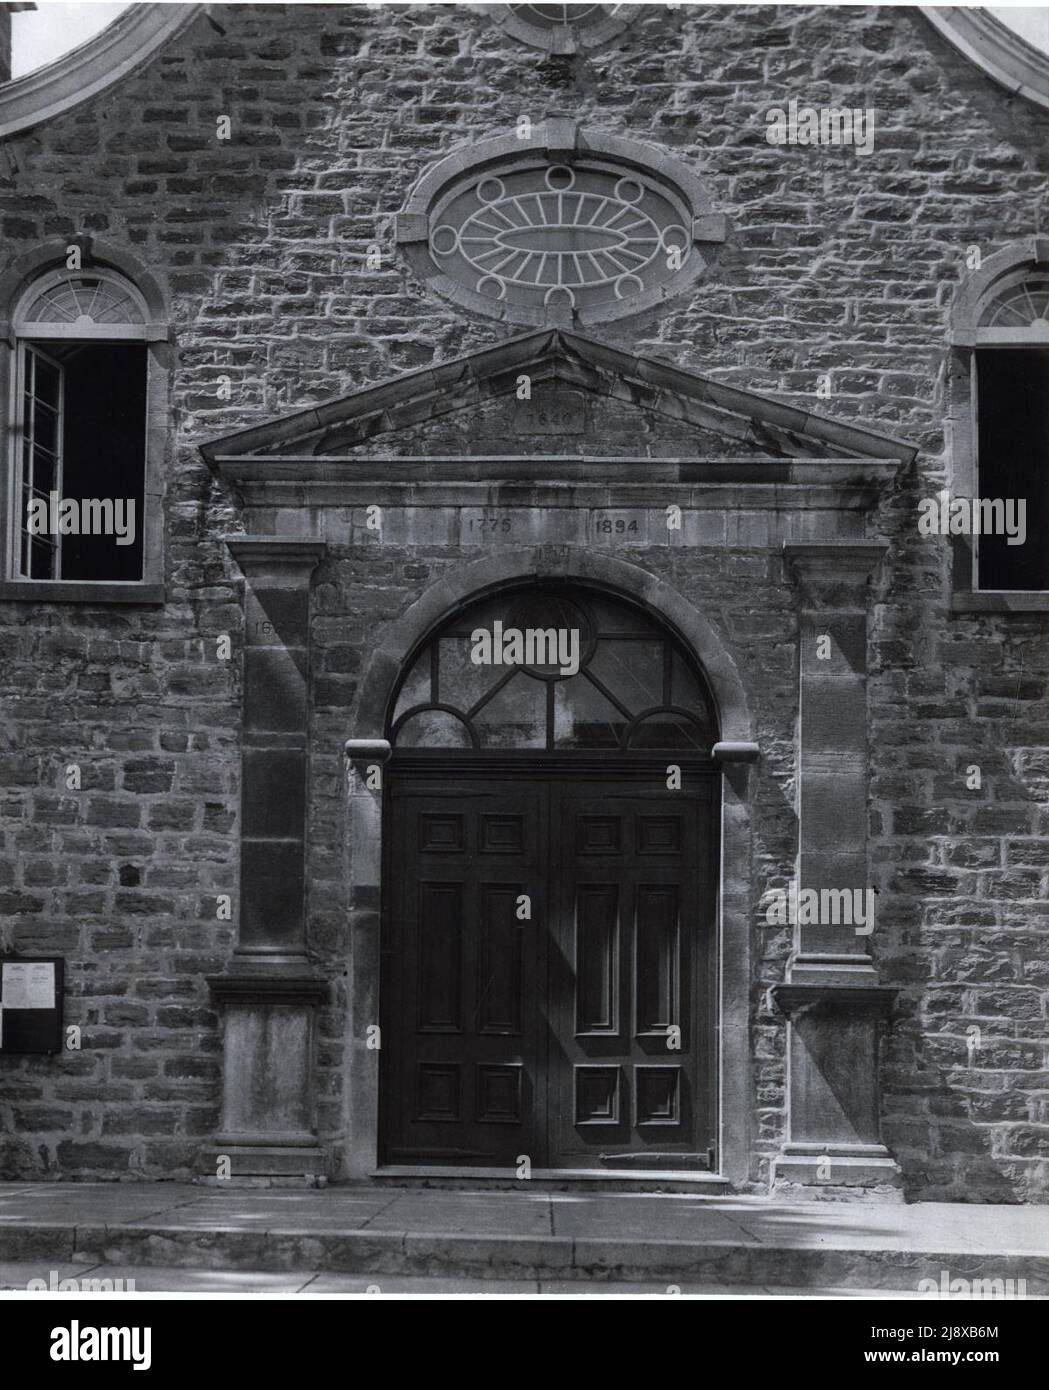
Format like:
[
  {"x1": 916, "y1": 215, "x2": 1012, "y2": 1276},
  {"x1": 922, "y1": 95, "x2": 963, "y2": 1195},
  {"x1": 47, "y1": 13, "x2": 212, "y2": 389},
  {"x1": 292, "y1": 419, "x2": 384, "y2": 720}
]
[{"x1": 220, "y1": 475, "x2": 895, "y2": 515}]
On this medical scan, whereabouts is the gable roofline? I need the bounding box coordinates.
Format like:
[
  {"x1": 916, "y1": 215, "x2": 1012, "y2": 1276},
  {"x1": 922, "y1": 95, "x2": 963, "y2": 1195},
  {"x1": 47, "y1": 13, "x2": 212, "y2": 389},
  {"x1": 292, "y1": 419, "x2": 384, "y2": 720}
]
[
  {"x1": 921, "y1": 7, "x2": 1049, "y2": 112},
  {"x1": 200, "y1": 328, "x2": 919, "y2": 466},
  {"x1": 0, "y1": 3, "x2": 204, "y2": 139}
]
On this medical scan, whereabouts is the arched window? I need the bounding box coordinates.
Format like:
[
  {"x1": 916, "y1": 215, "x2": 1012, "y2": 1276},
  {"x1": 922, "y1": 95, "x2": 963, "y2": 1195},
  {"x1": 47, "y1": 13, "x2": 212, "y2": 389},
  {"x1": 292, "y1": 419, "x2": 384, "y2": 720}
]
[
  {"x1": 951, "y1": 240, "x2": 1049, "y2": 597},
  {"x1": 7, "y1": 265, "x2": 155, "y2": 587},
  {"x1": 389, "y1": 587, "x2": 717, "y2": 754}
]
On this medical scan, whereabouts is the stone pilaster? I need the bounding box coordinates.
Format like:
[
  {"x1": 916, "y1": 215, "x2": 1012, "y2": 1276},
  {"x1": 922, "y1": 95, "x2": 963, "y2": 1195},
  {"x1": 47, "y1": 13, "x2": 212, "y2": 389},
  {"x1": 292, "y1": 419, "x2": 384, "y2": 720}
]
[
  {"x1": 773, "y1": 542, "x2": 899, "y2": 1192},
  {"x1": 342, "y1": 738, "x2": 393, "y2": 1178},
  {"x1": 205, "y1": 538, "x2": 328, "y2": 1181}
]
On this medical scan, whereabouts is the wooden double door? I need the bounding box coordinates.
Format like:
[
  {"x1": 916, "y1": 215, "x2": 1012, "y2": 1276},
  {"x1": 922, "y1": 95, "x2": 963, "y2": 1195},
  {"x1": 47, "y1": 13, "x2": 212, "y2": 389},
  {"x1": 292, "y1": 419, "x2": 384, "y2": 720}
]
[{"x1": 381, "y1": 765, "x2": 718, "y2": 1170}]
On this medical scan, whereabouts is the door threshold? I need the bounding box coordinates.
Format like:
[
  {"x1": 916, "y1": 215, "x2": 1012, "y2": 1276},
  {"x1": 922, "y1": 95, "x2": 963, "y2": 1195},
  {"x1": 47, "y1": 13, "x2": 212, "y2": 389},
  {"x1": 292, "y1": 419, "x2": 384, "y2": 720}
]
[{"x1": 374, "y1": 1165, "x2": 731, "y2": 1188}]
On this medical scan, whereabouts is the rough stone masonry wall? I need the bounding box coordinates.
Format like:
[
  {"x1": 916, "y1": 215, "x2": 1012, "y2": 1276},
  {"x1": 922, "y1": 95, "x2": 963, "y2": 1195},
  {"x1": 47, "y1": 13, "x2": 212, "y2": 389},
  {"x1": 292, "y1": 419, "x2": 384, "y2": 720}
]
[{"x1": 0, "y1": 3, "x2": 1046, "y2": 1196}]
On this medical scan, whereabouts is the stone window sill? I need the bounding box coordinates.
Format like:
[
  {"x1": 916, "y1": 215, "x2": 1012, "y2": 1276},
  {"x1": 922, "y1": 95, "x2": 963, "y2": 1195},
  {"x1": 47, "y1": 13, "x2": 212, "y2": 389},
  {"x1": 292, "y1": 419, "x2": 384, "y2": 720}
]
[
  {"x1": 0, "y1": 580, "x2": 165, "y2": 605},
  {"x1": 951, "y1": 591, "x2": 1049, "y2": 613}
]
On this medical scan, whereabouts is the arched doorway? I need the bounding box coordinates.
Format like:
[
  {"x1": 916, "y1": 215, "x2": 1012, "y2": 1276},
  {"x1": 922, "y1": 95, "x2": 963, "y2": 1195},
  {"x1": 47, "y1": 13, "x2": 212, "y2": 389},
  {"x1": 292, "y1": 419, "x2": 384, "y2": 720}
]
[{"x1": 379, "y1": 583, "x2": 722, "y2": 1172}]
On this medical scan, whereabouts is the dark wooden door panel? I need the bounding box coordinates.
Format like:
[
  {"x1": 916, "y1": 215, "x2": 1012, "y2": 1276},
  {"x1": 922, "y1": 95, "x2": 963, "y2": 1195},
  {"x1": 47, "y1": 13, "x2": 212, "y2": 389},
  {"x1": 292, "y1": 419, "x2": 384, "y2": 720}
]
[
  {"x1": 382, "y1": 769, "x2": 717, "y2": 1171},
  {"x1": 382, "y1": 780, "x2": 545, "y2": 1165},
  {"x1": 550, "y1": 782, "x2": 717, "y2": 1168}
]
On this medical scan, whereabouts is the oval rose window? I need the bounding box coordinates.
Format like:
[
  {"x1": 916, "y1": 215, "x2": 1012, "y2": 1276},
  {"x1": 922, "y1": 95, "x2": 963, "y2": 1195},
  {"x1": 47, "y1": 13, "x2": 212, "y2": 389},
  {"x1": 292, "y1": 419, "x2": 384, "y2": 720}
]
[
  {"x1": 396, "y1": 123, "x2": 726, "y2": 327},
  {"x1": 484, "y1": 3, "x2": 642, "y2": 55}
]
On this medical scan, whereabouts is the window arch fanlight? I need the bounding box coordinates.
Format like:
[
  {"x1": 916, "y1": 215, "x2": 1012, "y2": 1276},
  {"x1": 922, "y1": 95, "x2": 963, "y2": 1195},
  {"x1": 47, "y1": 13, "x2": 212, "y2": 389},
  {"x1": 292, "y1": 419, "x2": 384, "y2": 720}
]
[
  {"x1": 395, "y1": 122, "x2": 727, "y2": 328},
  {"x1": 484, "y1": 3, "x2": 643, "y2": 56},
  {"x1": 975, "y1": 268, "x2": 1049, "y2": 341},
  {"x1": 388, "y1": 585, "x2": 718, "y2": 754},
  {"x1": 13, "y1": 267, "x2": 151, "y2": 339},
  {"x1": 951, "y1": 237, "x2": 1049, "y2": 346}
]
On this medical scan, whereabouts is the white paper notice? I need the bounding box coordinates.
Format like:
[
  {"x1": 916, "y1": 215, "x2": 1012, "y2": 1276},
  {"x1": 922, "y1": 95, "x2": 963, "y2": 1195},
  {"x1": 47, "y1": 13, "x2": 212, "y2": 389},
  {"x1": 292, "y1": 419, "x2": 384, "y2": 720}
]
[{"x1": 2, "y1": 961, "x2": 55, "y2": 1010}]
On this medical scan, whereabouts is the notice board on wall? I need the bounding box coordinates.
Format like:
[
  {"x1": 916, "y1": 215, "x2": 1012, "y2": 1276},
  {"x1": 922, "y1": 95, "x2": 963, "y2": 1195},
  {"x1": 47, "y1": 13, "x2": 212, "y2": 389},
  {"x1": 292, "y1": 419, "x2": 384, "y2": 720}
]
[{"x1": 0, "y1": 958, "x2": 64, "y2": 1054}]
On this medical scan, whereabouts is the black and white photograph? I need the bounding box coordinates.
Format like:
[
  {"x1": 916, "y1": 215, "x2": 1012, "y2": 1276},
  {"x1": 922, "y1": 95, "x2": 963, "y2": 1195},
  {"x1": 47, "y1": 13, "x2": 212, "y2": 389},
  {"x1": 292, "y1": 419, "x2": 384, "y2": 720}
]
[{"x1": 0, "y1": 0, "x2": 1046, "y2": 1346}]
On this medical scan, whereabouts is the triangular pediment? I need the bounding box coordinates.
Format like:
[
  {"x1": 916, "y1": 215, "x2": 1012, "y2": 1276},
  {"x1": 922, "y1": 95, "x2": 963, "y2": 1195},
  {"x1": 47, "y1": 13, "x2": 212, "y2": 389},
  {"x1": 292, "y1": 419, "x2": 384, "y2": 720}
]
[{"x1": 200, "y1": 329, "x2": 917, "y2": 466}]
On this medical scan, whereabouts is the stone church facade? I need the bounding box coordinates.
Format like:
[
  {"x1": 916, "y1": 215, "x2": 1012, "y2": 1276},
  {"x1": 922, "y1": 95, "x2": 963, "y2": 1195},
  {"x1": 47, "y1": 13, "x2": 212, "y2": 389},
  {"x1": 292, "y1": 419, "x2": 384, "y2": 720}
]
[{"x1": 0, "y1": 2, "x2": 1047, "y2": 1203}]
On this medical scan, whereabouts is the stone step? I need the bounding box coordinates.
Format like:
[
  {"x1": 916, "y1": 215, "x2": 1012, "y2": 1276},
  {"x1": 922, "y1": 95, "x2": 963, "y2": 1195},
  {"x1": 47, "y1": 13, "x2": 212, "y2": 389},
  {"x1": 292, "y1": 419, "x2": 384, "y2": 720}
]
[{"x1": 0, "y1": 1221, "x2": 1043, "y2": 1294}]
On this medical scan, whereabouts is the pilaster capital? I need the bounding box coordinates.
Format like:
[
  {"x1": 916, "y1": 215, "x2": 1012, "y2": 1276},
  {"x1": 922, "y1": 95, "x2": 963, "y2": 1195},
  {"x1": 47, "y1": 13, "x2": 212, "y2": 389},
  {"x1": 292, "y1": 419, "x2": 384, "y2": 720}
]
[
  {"x1": 712, "y1": 741, "x2": 760, "y2": 764},
  {"x1": 226, "y1": 537, "x2": 327, "y2": 585},
  {"x1": 344, "y1": 738, "x2": 394, "y2": 765},
  {"x1": 784, "y1": 541, "x2": 889, "y2": 608}
]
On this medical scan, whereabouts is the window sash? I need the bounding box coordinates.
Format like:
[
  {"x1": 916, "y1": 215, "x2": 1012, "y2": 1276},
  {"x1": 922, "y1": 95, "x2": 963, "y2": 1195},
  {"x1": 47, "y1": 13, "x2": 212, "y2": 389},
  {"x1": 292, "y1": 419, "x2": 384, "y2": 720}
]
[{"x1": 18, "y1": 343, "x2": 65, "y2": 580}]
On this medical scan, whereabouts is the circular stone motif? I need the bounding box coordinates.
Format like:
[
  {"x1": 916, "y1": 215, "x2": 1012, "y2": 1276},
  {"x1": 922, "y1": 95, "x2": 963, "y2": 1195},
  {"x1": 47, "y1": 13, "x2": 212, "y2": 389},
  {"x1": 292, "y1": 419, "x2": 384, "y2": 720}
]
[
  {"x1": 485, "y1": 2, "x2": 643, "y2": 55},
  {"x1": 508, "y1": 4, "x2": 605, "y2": 27},
  {"x1": 428, "y1": 158, "x2": 693, "y2": 319}
]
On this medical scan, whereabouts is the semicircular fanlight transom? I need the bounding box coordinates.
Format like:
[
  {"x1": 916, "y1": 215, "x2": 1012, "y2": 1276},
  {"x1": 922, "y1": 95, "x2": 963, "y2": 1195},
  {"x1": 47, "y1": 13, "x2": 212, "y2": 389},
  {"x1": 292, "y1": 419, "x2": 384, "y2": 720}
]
[
  {"x1": 18, "y1": 271, "x2": 147, "y2": 329},
  {"x1": 979, "y1": 273, "x2": 1049, "y2": 331},
  {"x1": 389, "y1": 587, "x2": 717, "y2": 754}
]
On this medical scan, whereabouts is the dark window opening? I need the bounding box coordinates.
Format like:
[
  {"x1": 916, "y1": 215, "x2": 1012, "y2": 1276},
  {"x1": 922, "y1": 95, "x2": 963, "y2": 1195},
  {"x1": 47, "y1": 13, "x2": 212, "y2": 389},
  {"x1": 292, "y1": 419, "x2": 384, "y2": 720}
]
[
  {"x1": 20, "y1": 342, "x2": 147, "y2": 582},
  {"x1": 976, "y1": 347, "x2": 1049, "y2": 591}
]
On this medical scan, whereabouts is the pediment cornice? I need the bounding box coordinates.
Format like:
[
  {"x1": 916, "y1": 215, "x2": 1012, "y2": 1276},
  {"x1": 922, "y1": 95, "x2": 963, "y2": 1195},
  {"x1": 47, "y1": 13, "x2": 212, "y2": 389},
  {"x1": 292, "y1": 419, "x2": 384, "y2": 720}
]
[{"x1": 201, "y1": 329, "x2": 918, "y2": 483}]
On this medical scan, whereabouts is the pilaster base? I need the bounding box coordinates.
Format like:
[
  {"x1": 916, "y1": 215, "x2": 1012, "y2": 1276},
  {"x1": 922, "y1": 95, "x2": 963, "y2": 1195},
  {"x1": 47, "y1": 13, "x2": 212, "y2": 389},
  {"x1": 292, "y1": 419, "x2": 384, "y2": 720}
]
[
  {"x1": 198, "y1": 1137, "x2": 328, "y2": 1184},
  {"x1": 772, "y1": 980, "x2": 899, "y2": 1198},
  {"x1": 771, "y1": 1145, "x2": 903, "y2": 1200},
  {"x1": 203, "y1": 970, "x2": 329, "y2": 1186}
]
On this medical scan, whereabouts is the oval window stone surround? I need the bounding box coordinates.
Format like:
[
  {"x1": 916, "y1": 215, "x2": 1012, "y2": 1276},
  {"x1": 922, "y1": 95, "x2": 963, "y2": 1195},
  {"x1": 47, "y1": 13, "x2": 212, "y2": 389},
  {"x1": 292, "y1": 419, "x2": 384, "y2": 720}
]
[
  {"x1": 484, "y1": 3, "x2": 643, "y2": 56},
  {"x1": 395, "y1": 121, "x2": 728, "y2": 328}
]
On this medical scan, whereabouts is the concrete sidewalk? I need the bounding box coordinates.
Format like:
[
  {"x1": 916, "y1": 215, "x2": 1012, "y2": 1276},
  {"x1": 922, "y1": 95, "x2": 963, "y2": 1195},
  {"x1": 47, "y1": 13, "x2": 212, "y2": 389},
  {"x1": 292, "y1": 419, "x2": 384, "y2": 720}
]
[
  {"x1": 0, "y1": 1184, "x2": 1045, "y2": 1295},
  {"x1": 0, "y1": 1263, "x2": 968, "y2": 1296}
]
